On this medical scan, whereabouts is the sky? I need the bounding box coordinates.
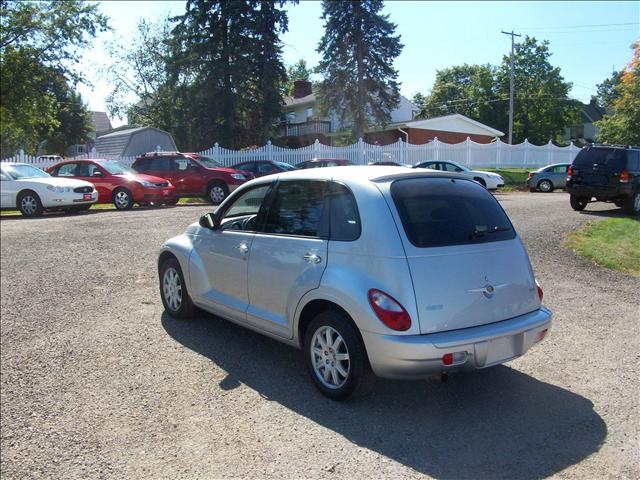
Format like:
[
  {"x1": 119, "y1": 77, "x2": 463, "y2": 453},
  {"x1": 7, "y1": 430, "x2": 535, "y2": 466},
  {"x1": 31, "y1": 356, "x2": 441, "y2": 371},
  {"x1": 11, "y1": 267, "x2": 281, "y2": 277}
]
[{"x1": 78, "y1": 1, "x2": 640, "y2": 127}]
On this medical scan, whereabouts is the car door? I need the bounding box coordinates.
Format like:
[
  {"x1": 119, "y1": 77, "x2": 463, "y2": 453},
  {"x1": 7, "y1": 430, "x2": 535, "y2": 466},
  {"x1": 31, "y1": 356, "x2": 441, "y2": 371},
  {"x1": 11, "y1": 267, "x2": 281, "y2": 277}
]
[
  {"x1": 552, "y1": 165, "x2": 569, "y2": 187},
  {"x1": 246, "y1": 180, "x2": 329, "y2": 338},
  {"x1": 171, "y1": 157, "x2": 203, "y2": 196},
  {"x1": 0, "y1": 169, "x2": 16, "y2": 208},
  {"x1": 75, "y1": 162, "x2": 111, "y2": 202},
  {"x1": 190, "y1": 183, "x2": 274, "y2": 323}
]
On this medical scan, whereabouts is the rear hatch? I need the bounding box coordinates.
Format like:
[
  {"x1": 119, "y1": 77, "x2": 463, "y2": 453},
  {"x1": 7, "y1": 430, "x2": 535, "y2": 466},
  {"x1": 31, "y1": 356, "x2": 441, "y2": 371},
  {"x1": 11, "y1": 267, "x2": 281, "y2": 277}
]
[
  {"x1": 571, "y1": 148, "x2": 627, "y2": 188},
  {"x1": 387, "y1": 177, "x2": 540, "y2": 334}
]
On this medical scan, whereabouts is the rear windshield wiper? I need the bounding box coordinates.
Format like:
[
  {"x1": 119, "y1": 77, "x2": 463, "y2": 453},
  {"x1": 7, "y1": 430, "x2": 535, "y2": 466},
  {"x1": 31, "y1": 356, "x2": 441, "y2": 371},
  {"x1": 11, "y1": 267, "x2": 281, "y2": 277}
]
[{"x1": 469, "y1": 226, "x2": 511, "y2": 239}]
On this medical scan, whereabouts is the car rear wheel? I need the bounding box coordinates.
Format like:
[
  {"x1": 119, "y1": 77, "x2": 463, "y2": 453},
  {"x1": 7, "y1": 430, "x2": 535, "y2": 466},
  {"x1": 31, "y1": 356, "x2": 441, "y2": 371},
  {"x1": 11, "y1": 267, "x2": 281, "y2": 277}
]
[
  {"x1": 159, "y1": 257, "x2": 195, "y2": 319},
  {"x1": 113, "y1": 188, "x2": 134, "y2": 210},
  {"x1": 570, "y1": 194, "x2": 589, "y2": 211},
  {"x1": 623, "y1": 191, "x2": 640, "y2": 216},
  {"x1": 304, "y1": 311, "x2": 374, "y2": 400},
  {"x1": 538, "y1": 179, "x2": 553, "y2": 193},
  {"x1": 207, "y1": 182, "x2": 228, "y2": 205},
  {"x1": 18, "y1": 191, "x2": 43, "y2": 217}
]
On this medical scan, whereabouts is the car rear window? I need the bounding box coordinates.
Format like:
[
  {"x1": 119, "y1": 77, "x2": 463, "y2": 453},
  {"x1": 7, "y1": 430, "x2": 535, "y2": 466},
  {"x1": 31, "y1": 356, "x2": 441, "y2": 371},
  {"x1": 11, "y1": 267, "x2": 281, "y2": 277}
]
[
  {"x1": 573, "y1": 148, "x2": 626, "y2": 170},
  {"x1": 390, "y1": 177, "x2": 516, "y2": 248}
]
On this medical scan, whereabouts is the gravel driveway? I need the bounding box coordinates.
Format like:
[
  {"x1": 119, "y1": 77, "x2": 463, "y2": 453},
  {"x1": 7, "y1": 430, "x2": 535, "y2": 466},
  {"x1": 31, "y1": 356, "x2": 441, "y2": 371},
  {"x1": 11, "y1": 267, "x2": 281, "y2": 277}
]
[{"x1": 1, "y1": 192, "x2": 638, "y2": 479}]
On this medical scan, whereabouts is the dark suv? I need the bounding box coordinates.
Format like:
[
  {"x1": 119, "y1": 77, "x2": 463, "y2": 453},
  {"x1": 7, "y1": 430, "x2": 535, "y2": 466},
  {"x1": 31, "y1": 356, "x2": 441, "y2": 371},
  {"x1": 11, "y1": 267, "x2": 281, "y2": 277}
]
[
  {"x1": 566, "y1": 145, "x2": 640, "y2": 215},
  {"x1": 132, "y1": 152, "x2": 252, "y2": 204}
]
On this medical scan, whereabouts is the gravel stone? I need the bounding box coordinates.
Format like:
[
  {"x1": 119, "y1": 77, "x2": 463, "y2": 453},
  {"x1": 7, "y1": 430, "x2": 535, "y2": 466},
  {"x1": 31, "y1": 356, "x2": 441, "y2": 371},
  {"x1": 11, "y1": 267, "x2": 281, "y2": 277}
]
[{"x1": 1, "y1": 193, "x2": 638, "y2": 479}]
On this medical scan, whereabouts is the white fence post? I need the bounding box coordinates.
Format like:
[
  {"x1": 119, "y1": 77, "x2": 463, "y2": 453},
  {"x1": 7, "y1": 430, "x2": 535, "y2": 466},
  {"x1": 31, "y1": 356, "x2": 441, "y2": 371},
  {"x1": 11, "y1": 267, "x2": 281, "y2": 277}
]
[
  {"x1": 547, "y1": 139, "x2": 553, "y2": 164},
  {"x1": 465, "y1": 137, "x2": 471, "y2": 167},
  {"x1": 267, "y1": 140, "x2": 273, "y2": 161},
  {"x1": 358, "y1": 137, "x2": 364, "y2": 164},
  {"x1": 433, "y1": 137, "x2": 439, "y2": 161},
  {"x1": 496, "y1": 140, "x2": 501, "y2": 169},
  {"x1": 313, "y1": 139, "x2": 320, "y2": 159}
]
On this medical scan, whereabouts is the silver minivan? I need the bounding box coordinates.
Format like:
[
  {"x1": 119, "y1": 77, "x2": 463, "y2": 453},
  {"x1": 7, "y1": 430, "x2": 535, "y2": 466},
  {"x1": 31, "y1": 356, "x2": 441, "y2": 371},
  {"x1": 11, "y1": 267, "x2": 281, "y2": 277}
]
[{"x1": 158, "y1": 167, "x2": 552, "y2": 400}]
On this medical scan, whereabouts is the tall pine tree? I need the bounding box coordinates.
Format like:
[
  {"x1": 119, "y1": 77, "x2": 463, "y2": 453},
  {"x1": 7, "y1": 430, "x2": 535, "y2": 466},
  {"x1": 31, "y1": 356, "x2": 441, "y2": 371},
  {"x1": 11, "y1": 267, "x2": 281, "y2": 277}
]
[
  {"x1": 316, "y1": 0, "x2": 403, "y2": 140},
  {"x1": 169, "y1": 0, "x2": 289, "y2": 149}
]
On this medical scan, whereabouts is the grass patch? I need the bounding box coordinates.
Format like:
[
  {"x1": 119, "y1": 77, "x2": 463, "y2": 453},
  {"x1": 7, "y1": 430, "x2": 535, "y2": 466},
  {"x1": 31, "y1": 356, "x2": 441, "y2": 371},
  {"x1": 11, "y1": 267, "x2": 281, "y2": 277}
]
[
  {"x1": 484, "y1": 168, "x2": 531, "y2": 190},
  {"x1": 565, "y1": 217, "x2": 640, "y2": 276}
]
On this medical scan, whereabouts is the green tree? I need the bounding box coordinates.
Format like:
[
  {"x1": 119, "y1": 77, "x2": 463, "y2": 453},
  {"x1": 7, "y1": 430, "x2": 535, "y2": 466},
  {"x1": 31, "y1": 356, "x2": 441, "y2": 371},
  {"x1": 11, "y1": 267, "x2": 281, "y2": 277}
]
[
  {"x1": 285, "y1": 59, "x2": 314, "y2": 95},
  {"x1": 0, "y1": 0, "x2": 108, "y2": 156},
  {"x1": 416, "y1": 64, "x2": 500, "y2": 127},
  {"x1": 316, "y1": 0, "x2": 403, "y2": 139},
  {"x1": 168, "y1": 0, "x2": 291, "y2": 149},
  {"x1": 595, "y1": 70, "x2": 623, "y2": 110},
  {"x1": 496, "y1": 36, "x2": 580, "y2": 144},
  {"x1": 596, "y1": 42, "x2": 640, "y2": 145},
  {"x1": 411, "y1": 92, "x2": 426, "y2": 113},
  {"x1": 103, "y1": 18, "x2": 175, "y2": 126}
]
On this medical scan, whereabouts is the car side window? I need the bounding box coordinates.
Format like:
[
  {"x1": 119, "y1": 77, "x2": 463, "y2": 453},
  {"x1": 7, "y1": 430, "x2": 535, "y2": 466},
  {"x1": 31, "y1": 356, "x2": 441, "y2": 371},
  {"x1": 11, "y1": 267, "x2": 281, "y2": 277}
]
[
  {"x1": 257, "y1": 163, "x2": 276, "y2": 174},
  {"x1": 57, "y1": 163, "x2": 78, "y2": 177},
  {"x1": 329, "y1": 182, "x2": 360, "y2": 241},
  {"x1": 135, "y1": 158, "x2": 149, "y2": 172},
  {"x1": 240, "y1": 162, "x2": 257, "y2": 173},
  {"x1": 263, "y1": 180, "x2": 328, "y2": 237},
  {"x1": 220, "y1": 184, "x2": 273, "y2": 231},
  {"x1": 174, "y1": 158, "x2": 192, "y2": 171},
  {"x1": 553, "y1": 165, "x2": 568, "y2": 173},
  {"x1": 627, "y1": 151, "x2": 640, "y2": 171},
  {"x1": 87, "y1": 163, "x2": 104, "y2": 177},
  {"x1": 442, "y1": 163, "x2": 459, "y2": 172}
]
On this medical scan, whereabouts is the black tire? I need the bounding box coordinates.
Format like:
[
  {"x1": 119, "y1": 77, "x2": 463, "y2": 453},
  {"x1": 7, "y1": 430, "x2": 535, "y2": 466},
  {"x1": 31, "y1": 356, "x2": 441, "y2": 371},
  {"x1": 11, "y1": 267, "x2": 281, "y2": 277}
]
[
  {"x1": 622, "y1": 191, "x2": 640, "y2": 216},
  {"x1": 570, "y1": 194, "x2": 589, "y2": 211},
  {"x1": 17, "y1": 190, "x2": 43, "y2": 217},
  {"x1": 303, "y1": 310, "x2": 375, "y2": 400},
  {"x1": 207, "y1": 181, "x2": 228, "y2": 205},
  {"x1": 113, "y1": 188, "x2": 134, "y2": 210},
  {"x1": 474, "y1": 177, "x2": 487, "y2": 188},
  {"x1": 159, "y1": 257, "x2": 196, "y2": 319},
  {"x1": 537, "y1": 179, "x2": 554, "y2": 193}
]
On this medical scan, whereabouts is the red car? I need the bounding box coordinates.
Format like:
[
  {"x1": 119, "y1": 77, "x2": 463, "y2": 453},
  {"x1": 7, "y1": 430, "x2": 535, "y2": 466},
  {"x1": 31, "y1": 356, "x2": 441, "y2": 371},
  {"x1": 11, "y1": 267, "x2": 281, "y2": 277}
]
[
  {"x1": 47, "y1": 159, "x2": 176, "y2": 210},
  {"x1": 132, "y1": 152, "x2": 252, "y2": 204}
]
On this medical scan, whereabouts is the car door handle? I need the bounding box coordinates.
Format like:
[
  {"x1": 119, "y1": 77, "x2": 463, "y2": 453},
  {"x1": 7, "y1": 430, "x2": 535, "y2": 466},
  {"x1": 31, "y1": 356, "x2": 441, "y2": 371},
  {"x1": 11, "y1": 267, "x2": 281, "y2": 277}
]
[
  {"x1": 303, "y1": 252, "x2": 322, "y2": 264},
  {"x1": 236, "y1": 242, "x2": 249, "y2": 255}
]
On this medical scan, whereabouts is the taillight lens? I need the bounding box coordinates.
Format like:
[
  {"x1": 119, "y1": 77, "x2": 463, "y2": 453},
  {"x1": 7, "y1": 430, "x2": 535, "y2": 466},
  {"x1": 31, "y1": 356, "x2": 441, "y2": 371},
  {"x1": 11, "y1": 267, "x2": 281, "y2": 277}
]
[
  {"x1": 567, "y1": 165, "x2": 573, "y2": 178},
  {"x1": 620, "y1": 170, "x2": 630, "y2": 183},
  {"x1": 368, "y1": 289, "x2": 411, "y2": 331},
  {"x1": 536, "y1": 279, "x2": 543, "y2": 302}
]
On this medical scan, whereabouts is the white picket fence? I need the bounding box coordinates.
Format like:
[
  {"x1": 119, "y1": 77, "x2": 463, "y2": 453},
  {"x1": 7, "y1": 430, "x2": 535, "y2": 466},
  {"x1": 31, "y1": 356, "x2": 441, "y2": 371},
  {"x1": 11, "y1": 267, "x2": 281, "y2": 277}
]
[{"x1": 2, "y1": 137, "x2": 582, "y2": 170}]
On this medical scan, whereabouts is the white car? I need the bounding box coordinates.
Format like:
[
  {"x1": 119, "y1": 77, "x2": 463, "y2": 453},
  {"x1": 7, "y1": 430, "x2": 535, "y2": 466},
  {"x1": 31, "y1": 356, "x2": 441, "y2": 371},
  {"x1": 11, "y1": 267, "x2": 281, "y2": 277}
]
[
  {"x1": 0, "y1": 162, "x2": 98, "y2": 217},
  {"x1": 414, "y1": 160, "x2": 505, "y2": 190}
]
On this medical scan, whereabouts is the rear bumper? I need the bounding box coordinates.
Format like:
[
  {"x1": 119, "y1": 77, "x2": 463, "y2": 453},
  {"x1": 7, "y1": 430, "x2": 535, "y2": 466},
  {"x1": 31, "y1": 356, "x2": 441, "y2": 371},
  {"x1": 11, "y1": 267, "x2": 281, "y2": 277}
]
[
  {"x1": 361, "y1": 307, "x2": 552, "y2": 380},
  {"x1": 566, "y1": 182, "x2": 634, "y2": 199}
]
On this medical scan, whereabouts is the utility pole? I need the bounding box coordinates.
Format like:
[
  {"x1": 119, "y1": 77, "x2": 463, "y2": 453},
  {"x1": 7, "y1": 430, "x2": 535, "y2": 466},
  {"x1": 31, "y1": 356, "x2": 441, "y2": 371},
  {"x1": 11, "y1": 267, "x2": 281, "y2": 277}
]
[{"x1": 502, "y1": 30, "x2": 521, "y2": 144}]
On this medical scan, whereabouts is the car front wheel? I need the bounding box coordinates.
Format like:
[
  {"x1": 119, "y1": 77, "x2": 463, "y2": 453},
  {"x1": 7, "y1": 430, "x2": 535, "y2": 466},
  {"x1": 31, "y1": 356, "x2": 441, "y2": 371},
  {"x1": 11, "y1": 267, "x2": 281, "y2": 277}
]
[
  {"x1": 113, "y1": 188, "x2": 134, "y2": 210},
  {"x1": 304, "y1": 311, "x2": 374, "y2": 400},
  {"x1": 18, "y1": 190, "x2": 43, "y2": 217},
  {"x1": 570, "y1": 194, "x2": 589, "y2": 211},
  {"x1": 159, "y1": 257, "x2": 195, "y2": 319}
]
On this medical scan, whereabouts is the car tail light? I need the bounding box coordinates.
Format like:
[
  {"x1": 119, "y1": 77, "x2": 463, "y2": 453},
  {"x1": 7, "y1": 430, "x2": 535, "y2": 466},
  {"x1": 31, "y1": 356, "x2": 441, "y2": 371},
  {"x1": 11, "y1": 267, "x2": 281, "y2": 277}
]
[
  {"x1": 567, "y1": 165, "x2": 573, "y2": 178},
  {"x1": 368, "y1": 289, "x2": 411, "y2": 331},
  {"x1": 620, "y1": 170, "x2": 630, "y2": 183},
  {"x1": 536, "y1": 279, "x2": 543, "y2": 302}
]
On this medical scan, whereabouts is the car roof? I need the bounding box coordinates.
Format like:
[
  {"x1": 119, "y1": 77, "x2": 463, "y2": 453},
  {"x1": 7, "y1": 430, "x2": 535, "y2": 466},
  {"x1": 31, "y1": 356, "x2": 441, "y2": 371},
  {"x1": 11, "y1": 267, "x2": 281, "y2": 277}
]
[{"x1": 254, "y1": 165, "x2": 466, "y2": 187}]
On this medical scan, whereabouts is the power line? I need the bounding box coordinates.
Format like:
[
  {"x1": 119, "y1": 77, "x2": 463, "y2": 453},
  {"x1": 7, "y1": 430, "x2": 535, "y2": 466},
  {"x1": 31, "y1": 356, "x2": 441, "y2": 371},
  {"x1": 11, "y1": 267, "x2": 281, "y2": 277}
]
[{"x1": 519, "y1": 22, "x2": 639, "y2": 31}]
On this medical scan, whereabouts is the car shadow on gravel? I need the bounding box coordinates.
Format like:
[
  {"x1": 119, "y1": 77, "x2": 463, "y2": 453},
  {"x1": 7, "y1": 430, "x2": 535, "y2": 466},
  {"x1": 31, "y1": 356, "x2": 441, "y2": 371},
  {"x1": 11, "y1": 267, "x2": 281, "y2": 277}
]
[
  {"x1": 162, "y1": 312, "x2": 606, "y2": 479},
  {"x1": 578, "y1": 208, "x2": 631, "y2": 218}
]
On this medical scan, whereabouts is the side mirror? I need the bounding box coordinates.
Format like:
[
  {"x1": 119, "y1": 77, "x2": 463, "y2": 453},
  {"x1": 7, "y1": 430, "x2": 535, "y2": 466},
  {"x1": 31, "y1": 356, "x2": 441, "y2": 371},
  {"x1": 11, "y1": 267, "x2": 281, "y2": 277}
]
[{"x1": 199, "y1": 212, "x2": 219, "y2": 230}]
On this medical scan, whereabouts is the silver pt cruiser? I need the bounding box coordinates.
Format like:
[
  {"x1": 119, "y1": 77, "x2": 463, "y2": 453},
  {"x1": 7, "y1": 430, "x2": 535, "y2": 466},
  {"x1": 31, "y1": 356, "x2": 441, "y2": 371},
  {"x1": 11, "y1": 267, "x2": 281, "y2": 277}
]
[{"x1": 158, "y1": 166, "x2": 552, "y2": 400}]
